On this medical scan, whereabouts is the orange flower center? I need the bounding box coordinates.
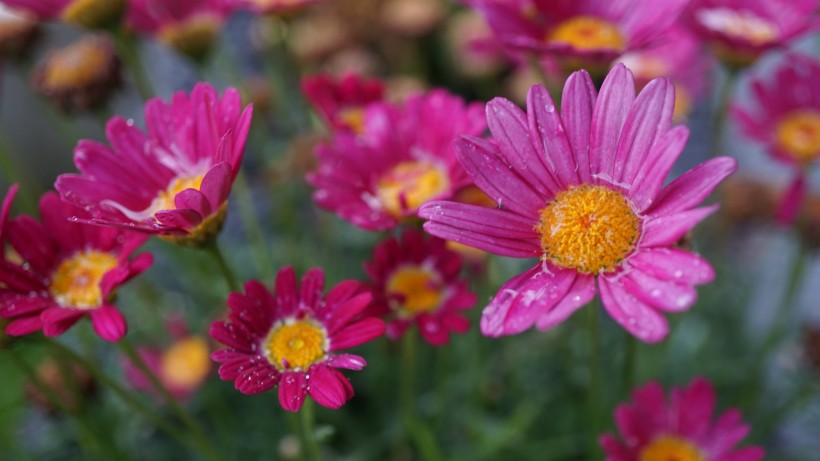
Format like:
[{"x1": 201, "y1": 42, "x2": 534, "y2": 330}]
[
  {"x1": 775, "y1": 110, "x2": 820, "y2": 163},
  {"x1": 697, "y1": 8, "x2": 778, "y2": 46},
  {"x1": 639, "y1": 436, "x2": 706, "y2": 461},
  {"x1": 376, "y1": 160, "x2": 450, "y2": 218},
  {"x1": 42, "y1": 39, "x2": 110, "y2": 89},
  {"x1": 158, "y1": 14, "x2": 221, "y2": 59},
  {"x1": 549, "y1": 16, "x2": 625, "y2": 52},
  {"x1": 265, "y1": 319, "x2": 328, "y2": 371},
  {"x1": 337, "y1": 107, "x2": 366, "y2": 134},
  {"x1": 387, "y1": 266, "x2": 444, "y2": 316},
  {"x1": 150, "y1": 175, "x2": 205, "y2": 216},
  {"x1": 160, "y1": 336, "x2": 211, "y2": 391},
  {"x1": 49, "y1": 251, "x2": 119, "y2": 309},
  {"x1": 538, "y1": 185, "x2": 640, "y2": 274},
  {"x1": 673, "y1": 86, "x2": 692, "y2": 122}
]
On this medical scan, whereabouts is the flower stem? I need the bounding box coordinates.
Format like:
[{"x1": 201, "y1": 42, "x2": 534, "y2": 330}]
[
  {"x1": 233, "y1": 169, "x2": 276, "y2": 280},
  {"x1": 622, "y1": 334, "x2": 637, "y2": 395},
  {"x1": 299, "y1": 399, "x2": 321, "y2": 461},
  {"x1": 112, "y1": 29, "x2": 154, "y2": 101},
  {"x1": 204, "y1": 238, "x2": 241, "y2": 293},
  {"x1": 711, "y1": 65, "x2": 738, "y2": 158},
  {"x1": 585, "y1": 306, "x2": 601, "y2": 461},
  {"x1": 400, "y1": 331, "x2": 418, "y2": 427}
]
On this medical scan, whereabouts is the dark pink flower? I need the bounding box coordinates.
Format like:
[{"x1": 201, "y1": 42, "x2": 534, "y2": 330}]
[
  {"x1": 56, "y1": 83, "x2": 253, "y2": 246},
  {"x1": 301, "y1": 73, "x2": 385, "y2": 133},
  {"x1": 0, "y1": 189, "x2": 152, "y2": 342},
  {"x1": 601, "y1": 378, "x2": 764, "y2": 461},
  {"x1": 365, "y1": 229, "x2": 476, "y2": 346},
  {"x1": 210, "y1": 267, "x2": 385, "y2": 411},
  {"x1": 420, "y1": 65, "x2": 737, "y2": 343},
  {"x1": 308, "y1": 89, "x2": 486, "y2": 231}
]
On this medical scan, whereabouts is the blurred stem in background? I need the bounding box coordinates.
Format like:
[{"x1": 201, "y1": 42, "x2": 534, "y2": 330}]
[
  {"x1": 112, "y1": 29, "x2": 154, "y2": 101},
  {"x1": 204, "y1": 238, "x2": 241, "y2": 293},
  {"x1": 585, "y1": 306, "x2": 601, "y2": 461},
  {"x1": 300, "y1": 399, "x2": 321, "y2": 461},
  {"x1": 711, "y1": 65, "x2": 739, "y2": 158},
  {"x1": 233, "y1": 169, "x2": 276, "y2": 280},
  {"x1": 0, "y1": 132, "x2": 38, "y2": 212}
]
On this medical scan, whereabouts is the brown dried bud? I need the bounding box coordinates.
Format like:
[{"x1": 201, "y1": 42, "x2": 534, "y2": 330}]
[
  {"x1": 24, "y1": 357, "x2": 95, "y2": 414},
  {"x1": 0, "y1": 5, "x2": 40, "y2": 59}
]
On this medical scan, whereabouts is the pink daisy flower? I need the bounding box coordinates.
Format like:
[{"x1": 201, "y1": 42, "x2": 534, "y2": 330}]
[
  {"x1": 420, "y1": 64, "x2": 737, "y2": 343},
  {"x1": 233, "y1": 0, "x2": 327, "y2": 15},
  {"x1": 0, "y1": 0, "x2": 124, "y2": 28},
  {"x1": 364, "y1": 229, "x2": 476, "y2": 346},
  {"x1": 55, "y1": 83, "x2": 253, "y2": 247},
  {"x1": 301, "y1": 73, "x2": 385, "y2": 134},
  {"x1": 468, "y1": 0, "x2": 690, "y2": 72},
  {"x1": 600, "y1": 378, "x2": 765, "y2": 461},
  {"x1": 308, "y1": 89, "x2": 486, "y2": 231},
  {"x1": 210, "y1": 267, "x2": 385, "y2": 411},
  {"x1": 685, "y1": 0, "x2": 820, "y2": 66},
  {"x1": 0, "y1": 189, "x2": 152, "y2": 342},
  {"x1": 732, "y1": 54, "x2": 820, "y2": 224}
]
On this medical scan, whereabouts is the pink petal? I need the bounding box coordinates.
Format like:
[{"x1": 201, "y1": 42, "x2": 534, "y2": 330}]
[
  {"x1": 598, "y1": 277, "x2": 669, "y2": 343},
  {"x1": 0, "y1": 184, "x2": 19, "y2": 242},
  {"x1": 673, "y1": 377, "x2": 715, "y2": 439},
  {"x1": 629, "y1": 126, "x2": 690, "y2": 211},
  {"x1": 561, "y1": 70, "x2": 597, "y2": 183},
  {"x1": 481, "y1": 264, "x2": 552, "y2": 337},
  {"x1": 422, "y1": 216, "x2": 541, "y2": 259},
  {"x1": 278, "y1": 372, "x2": 308, "y2": 412},
  {"x1": 154, "y1": 208, "x2": 203, "y2": 230},
  {"x1": 307, "y1": 365, "x2": 353, "y2": 409},
  {"x1": 496, "y1": 265, "x2": 577, "y2": 336},
  {"x1": 89, "y1": 305, "x2": 127, "y2": 342},
  {"x1": 640, "y1": 205, "x2": 718, "y2": 248},
  {"x1": 620, "y1": 269, "x2": 697, "y2": 313},
  {"x1": 330, "y1": 317, "x2": 385, "y2": 351},
  {"x1": 175, "y1": 188, "x2": 212, "y2": 218},
  {"x1": 41, "y1": 307, "x2": 85, "y2": 338},
  {"x1": 236, "y1": 364, "x2": 280, "y2": 395},
  {"x1": 647, "y1": 157, "x2": 737, "y2": 217},
  {"x1": 299, "y1": 268, "x2": 325, "y2": 312},
  {"x1": 419, "y1": 201, "x2": 540, "y2": 239},
  {"x1": 627, "y1": 248, "x2": 715, "y2": 285},
  {"x1": 274, "y1": 266, "x2": 299, "y2": 317},
  {"x1": 325, "y1": 353, "x2": 367, "y2": 370},
  {"x1": 535, "y1": 274, "x2": 596, "y2": 330},
  {"x1": 719, "y1": 447, "x2": 765, "y2": 461},
  {"x1": 526, "y1": 84, "x2": 578, "y2": 187},
  {"x1": 599, "y1": 434, "x2": 632, "y2": 461},
  {"x1": 323, "y1": 292, "x2": 373, "y2": 335},
  {"x1": 0, "y1": 294, "x2": 53, "y2": 318},
  {"x1": 590, "y1": 64, "x2": 636, "y2": 180},
  {"x1": 5, "y1": 315, "x2": 43, "y2": 336},
  {"x1": 199, "y1": 162, "x2": 233, "y2": 210}
]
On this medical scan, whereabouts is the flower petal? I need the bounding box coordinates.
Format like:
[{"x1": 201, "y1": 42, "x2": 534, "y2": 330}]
[
  {"x1": 526, "y1": 84, "x2": 578, "y2": 187},
  {"x1": 330, "y1": 318, "x2": 386, "y2": 351},
  {"x1": 307, "y1": 365, "x2": 354, "y2": 409},
  {"x1": 89, "y1": 305, "x2": 127, "y2": 342},
  {"x1": 278, "y1": 372, "x2": 308, "y2": 412},
  {"x1": 627, "y1": 248, "x2": 715, "y2": 285},
  {"x1": 598, "y1": 276, "x2": 669, "y2": 343},
  {"x1": 647, "y1": 157, "x2": 737, "y2": 217},
  {"x1": 561, "y1": 70, "x2": 597, "y2": 183},
  {"x1": 590, "y1": 64, "x2": 635, "y2": 180},
  {"x1": 620, "y1": 269, "x2": 697, "y2": 313},
  {"x1": 535, "y1": 274, "x2": 596, "y2": 331},
  {"x1": 640, "y1": 205, "x2": 718, "y2": 248}
]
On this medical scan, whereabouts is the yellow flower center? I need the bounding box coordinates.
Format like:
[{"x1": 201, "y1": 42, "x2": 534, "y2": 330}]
[
  {"x1": 538, "y1": 185, "x2": 640, "y2": 274},
  {"x1": 49, "y1": 251, "x2": 119, "y2": 309},
  {"x1": 42, "y1": 39, "x2": 110, "y2": 89},
  {"x1": 639, "y1": 436, "x2": 706, "y2": 461},
  {"x1": 265, "y1": 319, "x2": 328, "y2": 371},
  {"x1": 386, "y1": 266, "x2": 444, "y2": 316},
  {"x1": 775, "y1": 110, "x2": 820, "y2": 163},
  {"x1": 337, "y1": 107, "x2": 365, "y2": 134},
  {"x1": 698, "y1": 8, "x2": 778, "y2": 46},
  {"x1": 376, "y1": 160, "x2": 450, "y2": 218},
  {"x1": 160, "y1": 336, "x2": 211, "y2": 391},
  {"x1": 158, "y1": 14, "x2": 220, "y2": 60},
  {"x1": 60, "y1": 0, "x2": 124, "y2": 28},
  {"x1": 549, "y1": 16, "x2": 626, "y2": 52},
  {"x1": 673, "y1": 86, "x2": 692, "y2": 122},
  {"x1": 150, "y1": 175, "x2": 205, "y2": 216}
]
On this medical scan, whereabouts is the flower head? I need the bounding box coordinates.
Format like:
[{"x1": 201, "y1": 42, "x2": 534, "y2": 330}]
[
  {"x1": 732, "y1": 54, "x2": 820, "y2": 224},
  {"x1": 210, "y1": 266, "x2": 385, "y2": 411},
  {"x1": 365, "y1": 229, "x2": 476, "y2": 346},
  {"x1": 0, "y1": 3, "x2": 40, "y2": 58},
  {"x1": 601, "y1": 378, "x2": 764, "y2": 461},
  {"x1": 308, "y1": 89, "x2": 486, "y2": 231},
  {"x1": 420, "y1": 65, "x2": 737, "y2": 343},
  {"x1": 301, "y1": 73, "x2": 384, "y2": 133},
  {"x1": 0, "y1": 189, "x2": 153, "y2": 342},
  {"x1": 1, "y1": 0, "x2": 125, "y2": 28},
  {"x1": 56, "y1": 83, "x2": 253, "y2": 246}
]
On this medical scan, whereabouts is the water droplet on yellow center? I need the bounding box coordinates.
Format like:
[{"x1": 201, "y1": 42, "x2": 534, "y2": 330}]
[
  {"x1": 538, "y1": 185, "x2": 640, "y2": 274},
  {"x1": 377, "y1": 160, "x2": 450, "y2": 218},
  {"x1": 49, "y1": 250, "x2": 118, "y2": 309},
  {"x1": 775, "y1": 110, "x2": 820, "y2": 163},
  {"x1": 43, "y1": 39, "x2": 110, "y2": 89},
  {"x1": 160, "y1": 336, "x2": 211, "y2": 391},
  {"x1": 639, "y1": 436, "x2": 705, "y2": 461},
  {"x1": 549, "y1": 16, "x2": 625, "y2": 52},
  {"x1": 151, "y1": 175, "x2": 205, "y2": 216},
  {"x1": 387, "y1": 266, "x2": 443, "y2": 315},
  {"x1": 265, "y1": 320, "x2": 328, "y2": 371}
]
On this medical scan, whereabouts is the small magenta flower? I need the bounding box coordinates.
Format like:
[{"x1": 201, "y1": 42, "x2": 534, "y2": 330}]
[
  {"x1": 733, "y1": 54, "x2": 820, "y2": 224},
  {"x1": 56, "y1": 83, "x2": 253, "y2": 247},
  {"x1": 301, "y1": 73, "x2": 385, "y2": 134},
  {"x1": 210, "y1": 267, "x2": 385, "y2": 411},
  {"x1": 420, "y1": 65, "x2": 737, "y2": 343},
  {"x1": 601, "y1": 378, "x2": 764, "y2": 461},
  {"x1": 308, "y1": 89, "x2": 486, "y2": 231},
  {"x1": 365, "y1": 229, "x2": 476, "y2": 346},
  {"x1": 0, "y1": 189, "x2": 153, "y2": 342}
]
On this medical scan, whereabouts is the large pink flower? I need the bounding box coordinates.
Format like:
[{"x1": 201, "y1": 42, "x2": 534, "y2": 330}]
[
  {"x1": 364, "y1": 229, "x2": 476, "y2": 346},
  {"x1": 601, "y1": 378, "x2": 764, "y2": 461},
  {"x1": 301, "y1": 73, "x2": 385, "y2": 133},
  {"x1": 0, "y1": 189, "x2": 152, "y2": 342},
  {"x1": 308, "y1": 89, "x2": 486, "y2": 231},
  {"x1": 733, "y1": 54, "x2": 820, "y2": 224},
  {"x1": 56, "y1": 83, "x2": 253, "y2": 246},
  {"x1": 420, "y1": 64, "x2": 736, "y2": 343},
  {"x1": 210, "y1": 267, "x2": 385, "y2": 411}
]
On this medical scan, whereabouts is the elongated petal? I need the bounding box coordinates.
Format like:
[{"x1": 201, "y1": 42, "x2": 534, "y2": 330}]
[
  {"x1": 647, "y1": 157, "x2": 737, "y2": 217},
  {"x1": 640, "y1": 205, "x2": 718, "y2": 248},
  {"x1": 627, "y1": 248, "x2": 715, "y2": 285},
  {"x1": 423, "y1": 220, "x2": 541, "y2": 258},
  {"x1": 620, "y1": 269, "x2": 697, "y2": 313},
  {"x1": 590, "y1": 64, "x2": 635, "y2": 180},
  {"x1": 330, "y1": 318, "x2": 386, "y2": 351},
  {"x1": 307, "y1": 365, "x2": 353, "y2": 409},
  {"x1": 561, "y1": 70, "x2": 597, "y2": 183},
  {"x1": 89, "y1": 305, "x2": 127, "y2": 342},
  {"x1": 599, "y1": 277, "x2": 669, "y2": 343},
  {"x1": 527, "y1": 84, "x2": 578, "y2": 187},
  {"x1": 535, "y1": 274, "x2": 596, "y2": 330},
  {"x1": 630, "y1": 126, "x2": 690, "y2": 210},
  {"x1": 278, "y1": 372, "x2": 308, "y2": 412}
]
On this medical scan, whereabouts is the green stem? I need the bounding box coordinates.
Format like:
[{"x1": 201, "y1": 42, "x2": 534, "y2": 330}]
[
  {"x1": 400, "y1": 331, "x2": 418, "y2": 426},
  {"x1": 527, "y1": 54, "x2": 550, "y2": 88},
  {"x1": 262, "y1": 17, "x2": 312, "y2": 135},
  {"x1": 759, "y1": 241, "x2": 809, "y2": 355},
  {"x1": 585, "y1": 306, "x2": 601, "y2": 461},
  {"x1": 299, "y1": 399, "x2": 321, "y2": 461},
  {"x1": 0, "y1": 132, "x2": 39, "y2": 213},
  {"x1": 112, "y1": 29, "x2": 154, "y2": 101},
  {"x1": 233, "y1": 170, "x2": 276, "y2": 279},
  {"x1": 711, "y1": 66, "x2": 738, "y2": 158},
  {"x1": 622, "y1": 334, "x2": 637, "y2": 395},
  {"x1": 204, "y1": 239, "x2": 241, "y2": 293}
]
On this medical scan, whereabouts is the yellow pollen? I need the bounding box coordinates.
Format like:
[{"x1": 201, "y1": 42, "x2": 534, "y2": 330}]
[
  {"x1": 387, "y1": 266, "x2": 444, "y2": 315},
  {"x1": 160, "y1": 336, "x2": 211, "y2": 391},
  {"x1": 151, "y1": 175, "x2": 205, "y2": 215},
  {"x1": 639, "y1": 436, "x2": 706, "y2": 461},
  {"x1": 265, "y1": 320, "x2": 328, "y2": 371},
  {"x1": 158, "y1": 14, "x2": 220, "y2": 59},
  {"x1": 337, "y1": 107, "x2": 366, "y2": 134},
  {"x1": 376, "y1": 160, "x2": 450, "y2": 218},
  {"x1": 42, "y1": 39, "x2": 109, "y2": 89},
  {"x1": 549, "y1": 16, "x2": 626, "y2": 52},
  {"x1": 49, "y1": 250, "x2": 118, "y2": 309},
  {"x1": 538, "y1": 185, "x2": 640, "y2": 274},
  {"x1": 775, "y1": 110, "x2": 820, "y2": 163}
]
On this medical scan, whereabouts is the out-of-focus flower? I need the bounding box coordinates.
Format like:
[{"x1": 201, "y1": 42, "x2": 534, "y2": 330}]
[
  {"x1": 0, "y1": 188, "x2": 152, "y2": 342},
  {"x1": 420, "y1": 65, "x2": 736, "y2": 343},
  {"x1": 445, "y1": 9, "x2": 508, "y2": 78},
  {"x1": 365, "y1": 229, "x2": 476, "y2": 346},
  {"x1": 126, "y1": 0, "x2": 234, "y2": 61},
  {"x1": 0, "y1": 4, "x2": 39, "y2": 58},
  {"x1": 469, "y1": 0, "x2": 689, "y2": 74},
  {"x1": 235, "y1": 0, "x2": 327, "y2": 15},
  {"x1": 301, "y1": 73, "x2": 384, "y2": 133},
  {"x1": 210, "y1": 267, "x2": 385, "y2": 411},
  {"x1": 308, "y1": 89, "x2": 485, "y2": 231},
  {"x1": 379, "y1": 0, "x2": 444, "y2": 37},
  {"x1": 720, "y1": 176, "x2": 779, "y2": 222},
  {"x1": 685, "y1": 0, "x2": 820, "y2": 67},
  {"x1": 601, "y1": 378, "x2": 765, "y2": 461},
  {"x1": 24, "y1": 357, "x2": 94, "y2": 413},
  {"x1": 732, "y1": 54, "x2": 820, "y2": 224},
  {"x1": 0, "y1": 0, "x2": 125, "y2": 28},
  {"x1": 31, "y1": 35, "x2": 121, "y2": 113},
  {"x1": 56, "y1": 83, "x2": 253, "y2": 247}
]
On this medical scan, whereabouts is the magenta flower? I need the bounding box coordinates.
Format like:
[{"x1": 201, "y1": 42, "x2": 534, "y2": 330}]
[
  {"x1": 210, "y1": 267, "x2": 385, "y2": 411},
  {"x1": 364, "y1": 229, "x2": 476, "y2": 346},
  {"x1": 420, "y1": 64, "x2": 737, "y2": 343},
  {"x1": 56, "y1": 83, "x2": 253, "y2": 246},
  {"x1": 0, "y1": 189, "x2": 152, "y2": 342},
  {"x1": 301, "y1": 73, "x2": 385, "y2": 134},
  {"x1": 308, "y1": 89, "x2": 486, "y2": 231},
  {"x1": 233, "y1": 0, "x2": 327, "y2": 14},
  {"x1": 601, "y1": 378, "x2": 765, "y2": 461},
  {"x1": 1, "y1": 0, "x2": 124, "y2": 27},
  {"x1": 732, "y1": 54, "x2": 820, "y2": 224}
]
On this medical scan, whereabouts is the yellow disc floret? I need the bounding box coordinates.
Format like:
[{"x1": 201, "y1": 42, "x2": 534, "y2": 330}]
[
  {"x1": 337, "y1": 108, "x2": 366, "y2": 134},
  {"x1": 42, "y1": 38, "x2": 111, "y2": 89},
  {"x1": 265, "y1": 319, "x2": 328, "y2": 371},
  {"x1": 159, "y1": 14, "x2": 221, "y2": 60},
  {"x1": 50, "y1": 250, "x2": 119, "y2": 309},
  {"x1": 639, "y1": 436, "x2": 706, "y2": 461},
  {"x1": 151, "y1": 175, "x2": 206, "y2": 215},
  {"x1": 60, "y1": 0, "x2": 124, "y2": 29},
  {"x1": 377, "y1": 160, "x2": 450, "y2": 218},
  {"x1": 549, "y1": 16, "x2": 626, "y2": 52},
  {"x1": 538, "y1": 185, "x2": 640, "y2": 274},
  {"x1": 160, "y1": 336, "x2": 211, "y2": 391},
  {"x1": 775, "y1": 110, "x2": 820, "y2": 164},
  {"x1": 387, "y1": 266, "x2": 443, "y2": 316}
]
